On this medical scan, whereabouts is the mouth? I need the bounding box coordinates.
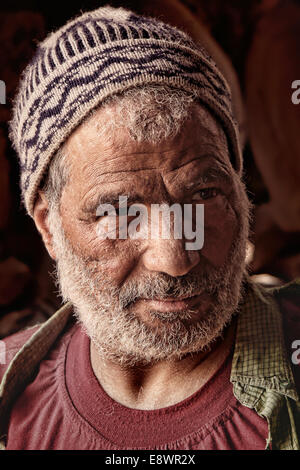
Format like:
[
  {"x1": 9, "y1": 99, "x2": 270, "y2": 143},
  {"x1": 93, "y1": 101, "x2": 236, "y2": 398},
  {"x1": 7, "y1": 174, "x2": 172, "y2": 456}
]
[{"x1": 138, "y1": 293, "x2": 204, "y2": 312}]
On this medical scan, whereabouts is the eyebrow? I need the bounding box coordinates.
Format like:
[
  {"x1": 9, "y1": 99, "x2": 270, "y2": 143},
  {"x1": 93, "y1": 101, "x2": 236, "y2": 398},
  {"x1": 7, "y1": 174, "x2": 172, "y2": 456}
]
[
  {"x1": 184, "y1": 164, "x2": 232, "y2": 190},
  {"x1": 81, "y1": 193, "x2": 144, "y2": 215},
  {"x1": 80, "y1": 163, "x2": 232, "y2": 215}
]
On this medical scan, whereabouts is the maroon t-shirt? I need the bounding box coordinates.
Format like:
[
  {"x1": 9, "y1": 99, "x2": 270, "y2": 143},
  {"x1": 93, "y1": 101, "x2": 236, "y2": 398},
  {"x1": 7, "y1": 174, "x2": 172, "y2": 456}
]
[{"x1": 4, "y1": 322, "x2": 270, "y2": 450}]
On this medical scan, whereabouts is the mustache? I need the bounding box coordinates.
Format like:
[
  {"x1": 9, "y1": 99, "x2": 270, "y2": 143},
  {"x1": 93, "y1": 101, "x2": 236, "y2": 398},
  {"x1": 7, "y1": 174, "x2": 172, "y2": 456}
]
[{"x1": 118, "y1": 267, "x2": 226, "y2": 309}]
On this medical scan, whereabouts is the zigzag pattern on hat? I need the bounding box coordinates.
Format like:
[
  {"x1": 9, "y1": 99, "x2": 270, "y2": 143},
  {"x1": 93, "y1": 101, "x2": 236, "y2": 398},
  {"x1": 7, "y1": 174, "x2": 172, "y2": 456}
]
[{"x1": 9, "y1": 6, "x2": 241, "y2": 216}]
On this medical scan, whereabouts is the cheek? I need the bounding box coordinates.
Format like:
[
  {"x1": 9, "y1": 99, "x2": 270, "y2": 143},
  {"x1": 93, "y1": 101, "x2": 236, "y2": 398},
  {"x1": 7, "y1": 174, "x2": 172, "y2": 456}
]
[
  {"x1": 63, "y1": 219, "x2": 138, "y2": 286},
  {"x1": 201, "y1": 197, "x2": 238, "y2": 266}
]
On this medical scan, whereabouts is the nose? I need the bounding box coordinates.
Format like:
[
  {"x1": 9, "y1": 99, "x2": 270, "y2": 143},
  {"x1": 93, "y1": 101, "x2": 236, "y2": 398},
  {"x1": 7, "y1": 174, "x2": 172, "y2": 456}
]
[{"x1": 142, "y1": 237, "x2": 200, "y2": 277}]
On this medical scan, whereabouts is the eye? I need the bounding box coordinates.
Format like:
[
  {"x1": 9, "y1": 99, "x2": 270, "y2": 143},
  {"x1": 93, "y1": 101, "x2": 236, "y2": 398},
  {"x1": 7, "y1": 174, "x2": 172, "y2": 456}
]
[
  {"x1": 192, "y1": 188, "x2": 220, "y2": 201},
  {"x1": 94, "y1": 205, "x2": 134, "y2": 221},
  {"x1": 94, "y1": 209, "x2": 116, "y2": 220}
]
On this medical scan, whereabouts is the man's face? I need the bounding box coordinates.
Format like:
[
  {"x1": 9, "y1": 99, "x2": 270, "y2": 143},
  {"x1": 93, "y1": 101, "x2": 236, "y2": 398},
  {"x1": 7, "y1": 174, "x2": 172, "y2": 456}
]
[{"x1": 48, "y1": 104, "x2": 249, "y2": 366}]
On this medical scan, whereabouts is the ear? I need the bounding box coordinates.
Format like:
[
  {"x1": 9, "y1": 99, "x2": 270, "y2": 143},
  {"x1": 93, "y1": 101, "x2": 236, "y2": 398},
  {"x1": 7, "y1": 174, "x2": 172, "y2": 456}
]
[{"x1": 33, "y1": 191, "x2": 57, "y2": 260}]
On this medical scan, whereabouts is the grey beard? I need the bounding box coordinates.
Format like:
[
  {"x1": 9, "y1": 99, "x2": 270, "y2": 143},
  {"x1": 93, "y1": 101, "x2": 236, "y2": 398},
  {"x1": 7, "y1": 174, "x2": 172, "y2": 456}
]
[{"x1": 48, "y1": 197, "x2": 249, "y2": 367}]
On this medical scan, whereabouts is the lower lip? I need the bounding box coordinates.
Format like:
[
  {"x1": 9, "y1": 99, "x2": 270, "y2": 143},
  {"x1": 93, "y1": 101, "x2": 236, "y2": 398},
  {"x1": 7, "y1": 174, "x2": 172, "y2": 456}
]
[{"x1": 139, "y1": 295, "x2": 204, "y2": 312}]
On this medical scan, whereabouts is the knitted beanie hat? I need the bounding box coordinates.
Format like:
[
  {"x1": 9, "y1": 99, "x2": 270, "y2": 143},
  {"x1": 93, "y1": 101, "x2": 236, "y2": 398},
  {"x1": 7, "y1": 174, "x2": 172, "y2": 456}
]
[{"x1": 9, "y1": 5, "x2": 242, "y2": 217}]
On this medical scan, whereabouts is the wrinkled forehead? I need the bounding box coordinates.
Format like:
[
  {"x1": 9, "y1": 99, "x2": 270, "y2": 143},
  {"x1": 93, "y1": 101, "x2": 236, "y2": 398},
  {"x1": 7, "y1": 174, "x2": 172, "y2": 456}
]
[{"x1": 63, "y1": 103, "x2": 231, "y2": 181}]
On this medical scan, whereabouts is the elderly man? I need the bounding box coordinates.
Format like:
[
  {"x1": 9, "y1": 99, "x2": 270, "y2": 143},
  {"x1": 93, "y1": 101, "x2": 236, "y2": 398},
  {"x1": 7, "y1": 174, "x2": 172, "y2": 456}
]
[{"x1": 0, "y1": 6, "x2": 299, "y2": 451}]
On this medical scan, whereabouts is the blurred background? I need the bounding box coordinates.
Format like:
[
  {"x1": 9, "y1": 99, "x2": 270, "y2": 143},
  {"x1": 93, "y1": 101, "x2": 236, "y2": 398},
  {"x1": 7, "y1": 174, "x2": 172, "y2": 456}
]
[{"x1": 0, "y1": 0, "x2": 300, "y2": 337}]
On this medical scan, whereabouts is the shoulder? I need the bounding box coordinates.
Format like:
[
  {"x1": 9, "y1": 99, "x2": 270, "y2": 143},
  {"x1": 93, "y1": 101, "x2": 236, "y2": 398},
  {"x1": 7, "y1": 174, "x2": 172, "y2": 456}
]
[
  {"x1": 269, "y1": 279, "x2": 300, "y2": 392},
  {"x1": 252, "y1": 277, "x2": 300, "y2": 334},
  {"x1": 0, "y1": 302, "x2": 74, "y2": 383},
  {"x1": 0, "y1": 325, "x2": 40, "y2": 380},
  {"x1": 271, "y1": 279, "x2": 300, "y2": 340}
]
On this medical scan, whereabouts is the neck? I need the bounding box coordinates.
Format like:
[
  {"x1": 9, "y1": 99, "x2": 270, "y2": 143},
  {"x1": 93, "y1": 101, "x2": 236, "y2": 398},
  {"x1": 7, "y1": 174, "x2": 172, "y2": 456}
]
[{"x1": 90, "y1": 319, "x2": 236, "y2": 410}]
